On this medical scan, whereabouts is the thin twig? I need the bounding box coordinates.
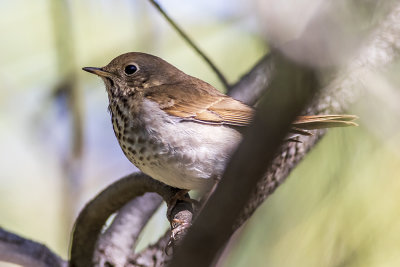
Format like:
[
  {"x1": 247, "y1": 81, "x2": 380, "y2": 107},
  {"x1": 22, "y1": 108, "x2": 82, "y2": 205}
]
[{"x1": 147, "y1": 0, "x2": 230, "y2": 90}]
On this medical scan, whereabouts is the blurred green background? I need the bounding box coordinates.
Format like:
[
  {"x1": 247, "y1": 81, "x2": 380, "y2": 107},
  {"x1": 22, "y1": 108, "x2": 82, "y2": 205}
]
[{"x1": 1, "y1": 0, "x2": 399, "y2": 266}]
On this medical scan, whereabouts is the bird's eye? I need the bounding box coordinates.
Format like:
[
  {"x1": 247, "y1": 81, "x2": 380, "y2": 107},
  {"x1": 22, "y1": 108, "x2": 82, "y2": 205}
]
[{"x1": 124, "y1": 64, "x2": 138, "y2": 75}]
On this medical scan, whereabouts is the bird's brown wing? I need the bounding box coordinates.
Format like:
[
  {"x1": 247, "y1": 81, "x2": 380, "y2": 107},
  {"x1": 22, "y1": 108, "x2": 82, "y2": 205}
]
[
  {"x1": 144, "y1": 82, "x2": 254, "y2": 126},
  {"x1": 144, "y1": 81, "x2": 357, "y2": 130}
]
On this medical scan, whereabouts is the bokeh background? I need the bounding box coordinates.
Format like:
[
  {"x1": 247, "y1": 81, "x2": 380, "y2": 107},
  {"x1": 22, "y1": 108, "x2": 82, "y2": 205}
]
[{"x1": 1, "y1": 0, "x2": 400, "y2": 266}]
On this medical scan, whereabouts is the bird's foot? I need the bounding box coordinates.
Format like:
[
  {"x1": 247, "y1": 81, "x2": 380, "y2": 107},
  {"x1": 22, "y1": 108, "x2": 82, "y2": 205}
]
[
  {"x1": 165, "y1": 218, "x2": 192, "y2": 254},
  {"x1": 165, "y1": 190, "x2": 196, "y2": 253},
  {"x1": 166, "y1": 189, "x2": 198, "y2": 219}
]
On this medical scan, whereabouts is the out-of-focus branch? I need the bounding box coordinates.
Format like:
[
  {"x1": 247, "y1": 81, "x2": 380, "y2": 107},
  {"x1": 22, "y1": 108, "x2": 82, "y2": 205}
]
[
  {"x1": 0, "y1": 227, "x2": 67, "y2": 267},
  {"x1": 228, "y1": 53, "x2": 274, "y2": 105},
  {"x1": 69, "y1": 173, "x2": 193, "y2": 267},
  {"x1": 147, "y1": 0, "x2": 230, "y2": 90}
]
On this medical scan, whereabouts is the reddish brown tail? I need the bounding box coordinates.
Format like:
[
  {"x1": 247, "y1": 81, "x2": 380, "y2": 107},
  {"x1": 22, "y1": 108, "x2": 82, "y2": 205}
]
[{"x1": 290, "y1": 115, "x2": 358, "y2": 136}]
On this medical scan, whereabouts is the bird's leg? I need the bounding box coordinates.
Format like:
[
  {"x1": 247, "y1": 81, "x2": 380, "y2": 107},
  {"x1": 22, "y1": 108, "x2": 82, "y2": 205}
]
[
  {"x1": 166, "y1": 189, "x2": 195, "y2": 251},
  {"x1": 166, "y1": 177, "x2": 222, "y2": 251},
  {"x1": 167, "y1": 189, "x2": 193, "y2": 219}
]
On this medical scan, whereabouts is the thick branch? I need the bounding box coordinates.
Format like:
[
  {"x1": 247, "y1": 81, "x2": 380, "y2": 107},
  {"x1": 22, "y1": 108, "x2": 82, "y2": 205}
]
[{"x1": 0, "y1": 227, "x2": 66, "y2": 267}]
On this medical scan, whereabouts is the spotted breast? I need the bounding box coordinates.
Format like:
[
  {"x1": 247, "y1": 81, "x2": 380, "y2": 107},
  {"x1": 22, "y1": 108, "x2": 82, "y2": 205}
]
[{"x1": 109, "y1": 96, "x2": 241, "y2": 191}]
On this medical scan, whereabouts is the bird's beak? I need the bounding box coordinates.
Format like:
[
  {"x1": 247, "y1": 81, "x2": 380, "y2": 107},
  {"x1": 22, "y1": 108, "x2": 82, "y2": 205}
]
[{"x1": 82, "y1": 67, "x2": 113, "y2": 78}]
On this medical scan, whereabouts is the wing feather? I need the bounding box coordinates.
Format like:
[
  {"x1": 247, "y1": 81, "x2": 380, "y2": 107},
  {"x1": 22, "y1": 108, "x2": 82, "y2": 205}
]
[{"x1": 145, "y1": 81, "x2": 254, "y2": 126}]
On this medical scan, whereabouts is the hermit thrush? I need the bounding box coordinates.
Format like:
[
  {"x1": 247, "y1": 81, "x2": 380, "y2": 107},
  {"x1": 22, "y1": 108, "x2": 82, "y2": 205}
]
[{"x1": 83, "y1": 52, "x2": 357, "y2": 191}]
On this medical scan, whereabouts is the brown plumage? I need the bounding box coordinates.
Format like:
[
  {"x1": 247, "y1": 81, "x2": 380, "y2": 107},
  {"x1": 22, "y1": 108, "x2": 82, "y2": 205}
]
[
  {"x1": 144, "y1": 76, "x2": 357, "y2": 131},
  {"x1": 145, "y1": 83, "x2": 254, "y2": 126}
]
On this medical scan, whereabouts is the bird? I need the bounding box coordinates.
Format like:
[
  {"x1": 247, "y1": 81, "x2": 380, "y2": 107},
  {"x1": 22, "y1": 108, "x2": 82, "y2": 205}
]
[{"x1": 83, "y1": 52, "x2": 357, "y2": 193}]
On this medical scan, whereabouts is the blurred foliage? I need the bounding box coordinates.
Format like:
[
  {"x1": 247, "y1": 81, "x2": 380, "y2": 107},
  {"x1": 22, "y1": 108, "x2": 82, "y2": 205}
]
[
  {"x1": 0, "y1": 0, "x2": 399, "y2": 266},
  {"x1": 223, "y1": 126, "x2": 400, "y2": 267}
]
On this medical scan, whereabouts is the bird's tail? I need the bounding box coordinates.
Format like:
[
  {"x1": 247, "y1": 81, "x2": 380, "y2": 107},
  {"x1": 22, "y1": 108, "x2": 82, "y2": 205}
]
[{"x1": 290, "y1": 114, "x2": 358, "y2": 136}]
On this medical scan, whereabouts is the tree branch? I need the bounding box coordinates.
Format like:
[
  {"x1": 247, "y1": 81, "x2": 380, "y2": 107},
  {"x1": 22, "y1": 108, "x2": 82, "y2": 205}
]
[{"x1": 0, "y1": 227, "x2": 66, "y2": 267}]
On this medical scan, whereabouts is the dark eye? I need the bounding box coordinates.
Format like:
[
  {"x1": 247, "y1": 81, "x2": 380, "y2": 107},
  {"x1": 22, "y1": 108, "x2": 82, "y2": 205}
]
[{"x1": 124, "y1": 64, "x2": 138, "y2": 75}]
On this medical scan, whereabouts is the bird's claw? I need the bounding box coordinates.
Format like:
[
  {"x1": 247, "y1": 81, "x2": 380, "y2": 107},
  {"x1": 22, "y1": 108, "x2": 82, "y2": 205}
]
[{"x1": 165, "y1": 219, "x2": 192, "y2": 255}]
